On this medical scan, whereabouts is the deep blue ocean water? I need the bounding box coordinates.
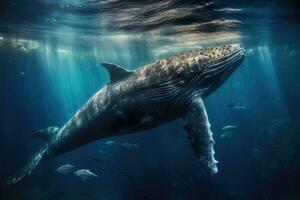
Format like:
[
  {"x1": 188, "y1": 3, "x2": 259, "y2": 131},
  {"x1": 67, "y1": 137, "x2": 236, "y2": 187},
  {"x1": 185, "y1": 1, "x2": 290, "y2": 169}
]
[{"x1": 0, "y1": 0, "x2": 300, "y2": 199}]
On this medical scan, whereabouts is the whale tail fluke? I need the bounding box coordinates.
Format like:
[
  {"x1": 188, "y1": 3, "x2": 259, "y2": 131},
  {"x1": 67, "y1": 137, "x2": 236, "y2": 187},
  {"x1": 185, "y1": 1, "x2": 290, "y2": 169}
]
[
  {"x1": 7, "y1": 126, "x2": 59, "y2": 185},
  {"x1": 6, "y1": 146, "x2": 48, "y2": 185}
]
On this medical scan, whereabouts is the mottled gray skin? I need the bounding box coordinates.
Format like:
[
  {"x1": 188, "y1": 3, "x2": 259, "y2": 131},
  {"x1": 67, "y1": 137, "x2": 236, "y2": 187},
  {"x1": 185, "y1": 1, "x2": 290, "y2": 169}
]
[
  {"x1": 44, "y1": 43, "x2": 245, "y2": 173},
  {"x1": 7, "y1": 43, "x2": 245, "y2": 185}
]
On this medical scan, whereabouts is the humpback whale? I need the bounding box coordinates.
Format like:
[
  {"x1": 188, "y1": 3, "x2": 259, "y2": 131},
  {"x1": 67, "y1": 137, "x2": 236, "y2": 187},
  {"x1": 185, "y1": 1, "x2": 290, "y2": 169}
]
[{"x1": 7, "y1": 43, "x2": 245, "y2": 184}]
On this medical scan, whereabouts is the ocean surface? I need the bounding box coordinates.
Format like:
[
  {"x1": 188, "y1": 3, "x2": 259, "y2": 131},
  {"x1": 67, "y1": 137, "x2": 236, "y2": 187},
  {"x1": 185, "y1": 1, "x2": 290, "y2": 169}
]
[{"x1": 0, "y1": 0, "x2": 300, "y2": 199}]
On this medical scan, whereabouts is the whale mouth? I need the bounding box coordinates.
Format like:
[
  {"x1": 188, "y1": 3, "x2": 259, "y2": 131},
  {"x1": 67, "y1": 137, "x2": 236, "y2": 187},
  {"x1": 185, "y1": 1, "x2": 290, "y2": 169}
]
[{"x1": 199, "y1": 43, "x2": 245, "y2": 96}]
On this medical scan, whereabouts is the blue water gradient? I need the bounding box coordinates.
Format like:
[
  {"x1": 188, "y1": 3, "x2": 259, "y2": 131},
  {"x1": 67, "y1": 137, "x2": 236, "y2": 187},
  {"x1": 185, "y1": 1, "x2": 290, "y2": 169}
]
[{"x1": 0, "y1": 0, "x2": 300, "y2": 199}]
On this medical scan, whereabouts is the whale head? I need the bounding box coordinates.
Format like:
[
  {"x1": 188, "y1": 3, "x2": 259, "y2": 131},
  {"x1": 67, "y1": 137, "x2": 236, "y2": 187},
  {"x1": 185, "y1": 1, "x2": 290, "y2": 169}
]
[{"x1": 173, "y1": 43, "x2": 245, "y2": 98}]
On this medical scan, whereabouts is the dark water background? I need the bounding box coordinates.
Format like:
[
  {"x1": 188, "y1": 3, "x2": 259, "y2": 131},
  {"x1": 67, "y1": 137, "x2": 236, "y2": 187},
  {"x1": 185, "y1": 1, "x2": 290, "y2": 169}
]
[{"x1": 0, "y1": 0, "x2": 300, "y2": 199}]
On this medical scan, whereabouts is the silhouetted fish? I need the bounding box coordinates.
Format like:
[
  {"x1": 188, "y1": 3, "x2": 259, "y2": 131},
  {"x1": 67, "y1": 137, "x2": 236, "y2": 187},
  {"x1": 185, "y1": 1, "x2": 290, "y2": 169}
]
[
  {"x1": 56, "y1": 164, "x2": 76, "y2": 175},
  {"x1": 227, "y1": 104, "x2": 246, "y2": 111},
  {"x1": 222, "y1": 125, "x2": 238, "y2": 132},
  {"x1": 73, "y1": 169, "x2": 99, "y2": 182}
]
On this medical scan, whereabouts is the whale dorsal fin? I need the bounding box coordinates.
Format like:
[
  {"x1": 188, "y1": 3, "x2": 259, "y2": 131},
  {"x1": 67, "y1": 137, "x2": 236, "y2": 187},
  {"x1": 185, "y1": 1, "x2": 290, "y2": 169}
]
[{"x1": 101, "y1": 62, "x2": 133, "y2": 83}]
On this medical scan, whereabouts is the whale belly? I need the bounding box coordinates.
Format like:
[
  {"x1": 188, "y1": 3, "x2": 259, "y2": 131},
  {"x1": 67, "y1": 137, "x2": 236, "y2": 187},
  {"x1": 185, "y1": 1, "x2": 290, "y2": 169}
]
[{"x1": 104, "y1": 94, "x2": 180, "y2": 134}]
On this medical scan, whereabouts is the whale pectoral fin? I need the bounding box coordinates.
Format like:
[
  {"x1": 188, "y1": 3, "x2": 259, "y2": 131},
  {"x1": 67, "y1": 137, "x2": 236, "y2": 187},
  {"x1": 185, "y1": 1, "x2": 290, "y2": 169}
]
[
  {"x1": 183, "y1": 96, "x2": 218, "y2": 175},
  {"x1": 33, "y1": 126, "x2": 60, "y2": 141},
  {"x1": 101, "y1": 62, "x2": 133, "y2": 83}
]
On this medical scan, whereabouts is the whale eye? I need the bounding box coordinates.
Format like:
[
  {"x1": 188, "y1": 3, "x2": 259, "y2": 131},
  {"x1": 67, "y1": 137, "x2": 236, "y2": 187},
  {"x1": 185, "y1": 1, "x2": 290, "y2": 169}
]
[{"x1": 176, "y1": 68, "x2": 184, "y2": 75}]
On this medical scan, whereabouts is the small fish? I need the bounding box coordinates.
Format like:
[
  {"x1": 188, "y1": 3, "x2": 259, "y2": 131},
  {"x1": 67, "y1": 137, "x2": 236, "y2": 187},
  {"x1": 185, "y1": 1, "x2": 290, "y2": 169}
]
[
  {"x1": 73, "y1": 169, "x2": 99, "y2": 182},
  {"x1": 105, "y1": 140, "x2": 115, "y2": 145},
  {"x1": 227, "y1": 104, "x2": 246, "y2": 111},
  {"x1": 99, "y1": 149, "x2": 108, "y2": 154},
  {"x1": 222, "y1": 125, "x2": 238, "y2": 132},
  {"x1": 120, "y1": 142, "x2": 139, "y2": 149},
  {"x1": 56, "y1": 164, "x2": 76, "y2": 175},
  {"x1": 220, "y1": 131, "x2": 234, "y2": 139},
  {"x1": 20, "y1": 71, "x2": 25, "y2": 76},
  {"x1": 233, "y1": 105, "x2": 246, "y2": 111}
]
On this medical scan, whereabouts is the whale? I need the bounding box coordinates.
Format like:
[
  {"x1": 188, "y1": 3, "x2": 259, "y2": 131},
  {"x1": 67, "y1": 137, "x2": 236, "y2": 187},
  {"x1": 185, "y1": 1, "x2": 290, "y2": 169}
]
[{"x1": 7, "y1": 43, "x2": 245, "y2": 184}]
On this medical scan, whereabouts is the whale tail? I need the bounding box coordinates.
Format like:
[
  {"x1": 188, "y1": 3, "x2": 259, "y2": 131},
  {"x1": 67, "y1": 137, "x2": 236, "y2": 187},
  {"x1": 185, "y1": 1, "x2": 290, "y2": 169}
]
[
  {"x1": 6, "y1": 146, "x2": 48, "y2": 185},
  {"x1": 6, "y1": 127, "x2": 59, "y2": 185}
]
